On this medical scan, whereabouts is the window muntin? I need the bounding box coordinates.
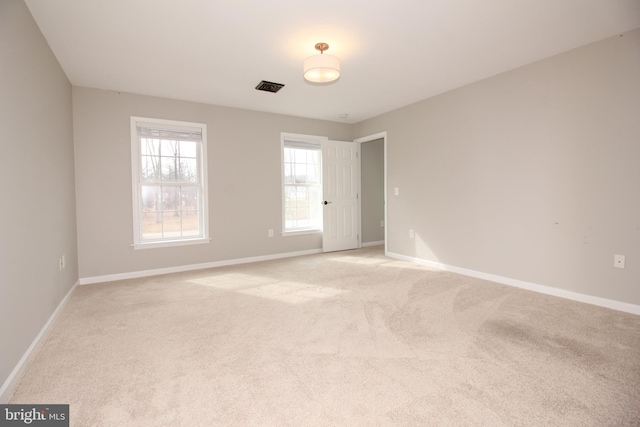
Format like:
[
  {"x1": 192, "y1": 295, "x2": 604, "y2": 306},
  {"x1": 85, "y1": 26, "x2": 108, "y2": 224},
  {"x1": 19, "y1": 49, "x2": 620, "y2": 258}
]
[
  {"x1": 131, "y1": 117, "x2": 208, "y2": 248},
  {"x1": 282, "y1": 134, "x2": 324, "y2": 233}
]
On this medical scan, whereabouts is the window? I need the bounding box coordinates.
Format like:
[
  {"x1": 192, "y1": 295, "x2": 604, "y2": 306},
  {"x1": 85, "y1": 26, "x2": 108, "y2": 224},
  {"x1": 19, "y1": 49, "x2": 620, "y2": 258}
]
[
  {"x1": 281, "y1": 133, "x2": 325, "y2": 234},
  {"x1": 131, "y1": 117, "x2": 209, "y2": 248}
]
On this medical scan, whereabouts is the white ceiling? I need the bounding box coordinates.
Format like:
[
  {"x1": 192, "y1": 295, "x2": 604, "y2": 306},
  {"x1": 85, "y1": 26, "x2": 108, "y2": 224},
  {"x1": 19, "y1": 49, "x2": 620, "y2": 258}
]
[{"x1": 25, "y1": 0, "x2": 640, "y2": 124}]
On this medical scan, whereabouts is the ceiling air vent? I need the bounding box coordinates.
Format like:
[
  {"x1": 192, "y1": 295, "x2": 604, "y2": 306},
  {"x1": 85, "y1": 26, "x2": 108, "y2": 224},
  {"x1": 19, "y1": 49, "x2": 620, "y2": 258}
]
[{"x1": 255, "y1": 80, "x2": 285, "y2": 93}]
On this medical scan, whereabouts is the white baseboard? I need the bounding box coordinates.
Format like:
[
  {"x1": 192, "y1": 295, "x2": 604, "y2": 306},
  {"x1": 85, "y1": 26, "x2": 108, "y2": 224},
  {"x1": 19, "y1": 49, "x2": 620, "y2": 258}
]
[
  {"x1": 362, "y1": 240, "x2": 384, "y2": 248},
  {"x1": 79, "y1": 248, "x2": 323, "y2": 285},
  {"x1": 0, "y1": 280, "x2": 79, "y2": 403},
  {"x1": 386, "y1": 252, "x2": 640, "y2": 316}
]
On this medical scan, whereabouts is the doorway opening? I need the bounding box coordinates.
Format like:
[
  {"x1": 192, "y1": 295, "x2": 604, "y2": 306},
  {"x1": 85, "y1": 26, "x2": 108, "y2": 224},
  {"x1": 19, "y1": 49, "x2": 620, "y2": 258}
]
[{"x1": 355, "y1": 132, "x2": 388, "y2": 254}]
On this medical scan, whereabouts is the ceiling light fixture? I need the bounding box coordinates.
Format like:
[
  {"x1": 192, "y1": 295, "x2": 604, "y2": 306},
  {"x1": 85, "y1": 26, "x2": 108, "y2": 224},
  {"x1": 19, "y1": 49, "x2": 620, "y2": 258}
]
[{"x1": 304, "y1": 43, "x2": 340, "y2": 83}]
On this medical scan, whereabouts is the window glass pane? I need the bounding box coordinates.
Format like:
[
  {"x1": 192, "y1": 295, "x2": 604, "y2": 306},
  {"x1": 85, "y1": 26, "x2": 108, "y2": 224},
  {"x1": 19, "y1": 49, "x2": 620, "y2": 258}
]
[
  {"x1": 307, "y1": 166, "x2": 319, "y2": 184},
  {"x1": 179, "y1": 141, "x2": 197, "y2": 158},
  {"x1": 296, "y1": 186, "x2": 308, "y2": 201},
  {"x1": 182, "y1": 210, "x2": 201, "y2": 236},
  {"x1": 141, "y1": 156, "x2": 159, "y2": 182},
  {"x1": 309, "y1": 186, "x2": 320, "y2": 204},
  {"x1": 140, "y1": 138, "x2": 159, "y2": 156},
  {"x1": 306, "y1": 149, "x2": 314, "y2": 163},
  {"x1": 284, "y1": 164, "x2": 294, "y2": 184},
  {"x1": 161, "y1": 157, "x2": 178, "y2": 181},
  {"x1": 297, "y1": 205, "x2": 309, "y2": 220},
  {"x1": 141, "y1": 213, "x2": 162, "y2": 240},
  {"x1": 160, "y1": 139, "x2": 178, "y2": 157},
  {"x1": 307, "y1": 150, "x2": 319, "y2": 164},
  {"x1": 181, "y1": 186, "x2": 199, "y2": 211},
  {"x1": 141, "y1": 185, "x2": 162, "y2": 239},
  {"x1": 294, "y1": 164, "x2": 308, "y2": 183},
  {"x1": 180, "y1": 186, "x2": 200, "y2": 237},
  {"x1": 141, "y1": 185, "x2": 161, "y2": 212},
  {"x1": 309, "y1": 205, "x2": 321, "y2": 222},
  {"x1": 162, "y1": 211, "x2": 181, "y2": 238},
  {"x1": 162, "y1": 186, "x2": 179, "y2": 211},
  {"x1": 179, "y1": 158, "x2": 197, "y2": 182},
  {"x1": 284, "y1": 185, "x2": 296, "y2": 201},
  {"x1": 294, "y1": 148, "x2": 307, "y2": 163}
]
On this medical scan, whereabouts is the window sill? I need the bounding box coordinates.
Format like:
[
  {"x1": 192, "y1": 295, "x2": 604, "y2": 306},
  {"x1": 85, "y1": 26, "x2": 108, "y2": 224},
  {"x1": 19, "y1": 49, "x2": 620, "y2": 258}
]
[
  {"x1": 281, "y1": 229, "x2": 322, "y2": 237},
  {"x1": 132, "y1": 237, "x2": 211, "y2": 250}
]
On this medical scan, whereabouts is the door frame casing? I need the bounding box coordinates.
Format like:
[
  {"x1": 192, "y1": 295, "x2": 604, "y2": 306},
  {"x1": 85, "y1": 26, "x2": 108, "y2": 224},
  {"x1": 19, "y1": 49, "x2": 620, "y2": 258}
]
[{"x1": 354, "y1": 131, "x2": 388, "y2": 255}]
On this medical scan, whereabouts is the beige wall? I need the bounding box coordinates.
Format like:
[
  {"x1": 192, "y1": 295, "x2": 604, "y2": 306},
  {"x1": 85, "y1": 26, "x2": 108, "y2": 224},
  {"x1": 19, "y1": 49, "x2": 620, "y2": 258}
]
[
  {"x1": 361, "y1": 138, "x2": 385, "y2": 244},
  {"x1": 73, "y1": 87, "x2": 353, "y2": 278},
  {"x1": 355, "y1": 29, "x2": 640, "y2": 305},
  {"x1": 0, "y1": 0, "x2": 78, "y2": 389}
]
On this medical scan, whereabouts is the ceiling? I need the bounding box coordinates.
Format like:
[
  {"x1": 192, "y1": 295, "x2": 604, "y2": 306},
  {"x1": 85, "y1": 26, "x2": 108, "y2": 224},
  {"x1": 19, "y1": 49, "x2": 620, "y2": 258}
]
[{"x1": 25, "y1": 0, "x2": 640, "y2": 124}]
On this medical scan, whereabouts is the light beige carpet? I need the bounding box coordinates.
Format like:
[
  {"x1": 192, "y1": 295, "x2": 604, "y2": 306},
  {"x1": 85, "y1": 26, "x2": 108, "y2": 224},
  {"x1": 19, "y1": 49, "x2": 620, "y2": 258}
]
[{"x1": 10, "y1": 246, "x2": 640, "y2": 426}]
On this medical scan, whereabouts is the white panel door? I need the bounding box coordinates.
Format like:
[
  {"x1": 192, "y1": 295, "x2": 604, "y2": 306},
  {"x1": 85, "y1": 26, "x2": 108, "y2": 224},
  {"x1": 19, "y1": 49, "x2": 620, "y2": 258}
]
[{"x1": 322, "y1": 140, "x2": 360, "y2": 252}]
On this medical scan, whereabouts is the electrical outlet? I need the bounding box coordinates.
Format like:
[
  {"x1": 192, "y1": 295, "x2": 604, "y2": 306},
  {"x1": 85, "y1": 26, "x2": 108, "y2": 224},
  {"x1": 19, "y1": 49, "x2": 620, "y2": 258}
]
[
  {"x1": 409, "y1": 229, "x2": 414, "y2": 238},
  {"x1": 380, "y1": 220, "x2": 384, "y2": 227},
  {"x1": 268, "y1": 229, "x2": 274, "y2": 238},
  {"x1": 58, "y1": 257, "x2": 63, "y2": 271},
  {"x1": 394, "y1": 187, "x2": 399, "y2": 196},
  {"x1": 614, "y1": 254, "x2": 625, "y2": 268}
]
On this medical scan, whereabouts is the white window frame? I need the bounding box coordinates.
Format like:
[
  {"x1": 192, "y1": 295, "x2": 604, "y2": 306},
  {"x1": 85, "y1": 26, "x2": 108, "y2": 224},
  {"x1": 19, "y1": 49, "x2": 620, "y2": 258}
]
[
  {"x1": 281, "y1": 133, "x2": 326, "y2": 235},
  {"x1": 131, "y1": 116, "x2": 209, "y2": 249}
]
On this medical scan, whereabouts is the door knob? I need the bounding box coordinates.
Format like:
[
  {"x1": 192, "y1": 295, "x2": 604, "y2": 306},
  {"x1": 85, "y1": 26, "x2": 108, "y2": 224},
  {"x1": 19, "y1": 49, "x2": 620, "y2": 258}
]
[{"x1": 323, "y1": 201, "x2": 332, "y2": 205}]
